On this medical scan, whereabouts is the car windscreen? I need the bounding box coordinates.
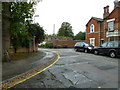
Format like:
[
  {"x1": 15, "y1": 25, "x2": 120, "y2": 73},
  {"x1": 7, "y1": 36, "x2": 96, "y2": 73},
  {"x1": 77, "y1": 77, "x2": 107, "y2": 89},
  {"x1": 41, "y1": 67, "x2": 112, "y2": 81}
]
[{"x1": 75, "y1": 42, "x2": 80, "y2": 46}]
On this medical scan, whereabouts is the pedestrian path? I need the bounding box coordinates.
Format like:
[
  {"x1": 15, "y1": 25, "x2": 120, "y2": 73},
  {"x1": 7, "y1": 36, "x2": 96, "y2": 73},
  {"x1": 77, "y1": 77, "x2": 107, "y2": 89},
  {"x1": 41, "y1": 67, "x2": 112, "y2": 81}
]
[
  {"x1": 1, "y1": 49, "x2": 60, "y2": 89},
  {"x1": 2, "y1": 51, "x2": 45, "y2": 81}
]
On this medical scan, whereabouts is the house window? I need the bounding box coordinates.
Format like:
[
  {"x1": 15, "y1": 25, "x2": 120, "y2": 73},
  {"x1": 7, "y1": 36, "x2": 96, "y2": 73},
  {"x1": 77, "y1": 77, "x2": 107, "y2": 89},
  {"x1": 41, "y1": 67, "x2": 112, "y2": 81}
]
[
  {"x1": 90, "y1": 38, "x2": 95, "y2": 46},
  {"x1": 107, "y1": 18, "x2": 115, "y2": 31},
  {"x1": 90, "y1": 24, "x2": 95, "y2": 33},
  {"x1": 108, "y1": 21, "x2": 114, "y2": 31}
]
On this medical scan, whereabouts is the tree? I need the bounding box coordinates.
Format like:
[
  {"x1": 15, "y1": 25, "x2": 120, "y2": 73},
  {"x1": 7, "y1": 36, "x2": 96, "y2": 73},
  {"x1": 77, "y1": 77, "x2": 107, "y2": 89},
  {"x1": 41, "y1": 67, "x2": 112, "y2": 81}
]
[
  {"x1": 10, "y1": 2, "x2": 35, "y2": 53},
  {"x1": 74, "y1": 31, "x2": 86, "y2": 40},
  {"x1": 28, "y1": 23, "x2": 45, "y2": 43},
  {"x1": 57, "y1": 22, "x2": 74, "y2": 37},
  {"x1": 2, "y1": 1, "x2": 42, "y2": 61}
]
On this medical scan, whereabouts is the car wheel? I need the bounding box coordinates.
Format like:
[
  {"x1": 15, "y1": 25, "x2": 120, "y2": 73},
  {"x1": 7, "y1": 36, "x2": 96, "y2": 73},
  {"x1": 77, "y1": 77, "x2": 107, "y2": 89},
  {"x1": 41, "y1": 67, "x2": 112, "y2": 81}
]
[
  {"x1": 74, "y1": 48, "x2": 78, "y2": 52},
  {"x1": 109, "y1": 51, "x2": 116, "y2": 58},
  {"x1": 94, "y1": 50, "x2": 99, "y2": 55},
  {"x1": 84, "y1": 49, "x2": 88, "y2": 53}
]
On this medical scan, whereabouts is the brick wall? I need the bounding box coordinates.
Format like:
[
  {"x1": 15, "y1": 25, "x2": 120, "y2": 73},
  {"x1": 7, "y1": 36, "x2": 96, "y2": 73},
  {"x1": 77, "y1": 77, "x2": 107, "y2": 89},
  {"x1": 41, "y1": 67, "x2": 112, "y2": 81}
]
[
  {"x1": 50, "y1": 40, "x2": 85, "y2": 48},
  {"x1": 10, "y1": 43, "x2": 38, "y2": 53}
]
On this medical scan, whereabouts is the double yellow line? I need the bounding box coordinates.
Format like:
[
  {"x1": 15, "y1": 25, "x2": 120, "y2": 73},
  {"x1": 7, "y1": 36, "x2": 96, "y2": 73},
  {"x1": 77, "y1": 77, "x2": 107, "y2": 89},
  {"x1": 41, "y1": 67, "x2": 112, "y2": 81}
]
[{"x1": 2, "y1": 52, "x2": 60, "y2": 89}]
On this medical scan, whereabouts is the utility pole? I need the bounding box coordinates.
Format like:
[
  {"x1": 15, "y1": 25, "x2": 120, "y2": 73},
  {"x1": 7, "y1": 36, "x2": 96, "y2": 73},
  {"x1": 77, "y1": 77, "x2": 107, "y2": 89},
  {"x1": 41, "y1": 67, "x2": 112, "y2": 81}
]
[{"x1": 33, "y1": 15, "x2": 39, "y2": 52}]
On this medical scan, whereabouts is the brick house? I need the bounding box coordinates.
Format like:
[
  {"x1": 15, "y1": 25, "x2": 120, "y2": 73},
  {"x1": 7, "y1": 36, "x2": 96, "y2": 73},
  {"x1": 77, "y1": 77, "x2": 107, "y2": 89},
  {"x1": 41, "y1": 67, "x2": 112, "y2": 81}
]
[
  {"x1": 86, "y1": 0, "x2": 120, "y2": 46},
  {"x1": 86, "y1": 17, "x2": 103, "y2": 46}
]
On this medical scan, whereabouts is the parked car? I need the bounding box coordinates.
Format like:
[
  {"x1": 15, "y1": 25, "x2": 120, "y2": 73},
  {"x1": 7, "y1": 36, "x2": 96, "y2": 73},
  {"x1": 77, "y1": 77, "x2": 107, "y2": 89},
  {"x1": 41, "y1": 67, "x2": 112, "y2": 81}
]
[
  {"x1": 74, "y1": 42, "x2": 94, "y2": 53},
  {"x1": 93, "y1": 41, "x2": 120, "y2": 58}
]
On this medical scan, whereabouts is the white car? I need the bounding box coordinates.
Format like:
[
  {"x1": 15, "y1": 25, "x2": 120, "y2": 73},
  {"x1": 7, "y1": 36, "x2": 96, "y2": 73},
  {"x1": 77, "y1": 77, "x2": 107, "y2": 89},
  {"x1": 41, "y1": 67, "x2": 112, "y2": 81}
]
[{"x1": 38, "y1": 41, "x2": 46, "y2": 46}]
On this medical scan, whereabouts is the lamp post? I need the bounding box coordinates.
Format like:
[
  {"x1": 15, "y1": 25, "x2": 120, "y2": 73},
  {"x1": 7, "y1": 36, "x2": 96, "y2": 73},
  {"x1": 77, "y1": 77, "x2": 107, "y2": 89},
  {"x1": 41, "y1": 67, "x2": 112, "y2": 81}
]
[
  {"x1": 33, "y1": 15, "x2": 39, "y2": 52},
  {"x1": 33, "y1": 35, "x2": 36, "y2": 52},
  {"x1": 34, "y1": 15, "x2": 39, "y2": 23}
]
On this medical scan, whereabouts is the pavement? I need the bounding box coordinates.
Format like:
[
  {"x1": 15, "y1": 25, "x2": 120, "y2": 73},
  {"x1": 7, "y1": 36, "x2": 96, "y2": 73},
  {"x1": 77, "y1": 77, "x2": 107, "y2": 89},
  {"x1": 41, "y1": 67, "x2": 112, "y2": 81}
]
[
  {"x1": 2, "y1": 51, "x2": 45, "y2": 81},
  {"x1": 1, "y1": 48, "x2": 59, "y2": 89}
]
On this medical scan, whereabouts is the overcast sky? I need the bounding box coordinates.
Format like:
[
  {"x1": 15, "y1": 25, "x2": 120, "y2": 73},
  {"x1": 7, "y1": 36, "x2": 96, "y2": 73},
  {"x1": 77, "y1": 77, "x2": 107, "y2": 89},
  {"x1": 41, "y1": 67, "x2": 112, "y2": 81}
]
[{"x1": 34, "y1": 0, "x2": 115, "y2": 35}]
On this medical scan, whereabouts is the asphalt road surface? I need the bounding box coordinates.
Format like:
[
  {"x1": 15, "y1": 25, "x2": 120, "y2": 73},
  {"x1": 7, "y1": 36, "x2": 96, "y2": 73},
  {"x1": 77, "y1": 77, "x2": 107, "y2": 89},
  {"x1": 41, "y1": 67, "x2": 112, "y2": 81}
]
[{"x1": 13, "y1": 48, "x2": 119, "y2": 88}]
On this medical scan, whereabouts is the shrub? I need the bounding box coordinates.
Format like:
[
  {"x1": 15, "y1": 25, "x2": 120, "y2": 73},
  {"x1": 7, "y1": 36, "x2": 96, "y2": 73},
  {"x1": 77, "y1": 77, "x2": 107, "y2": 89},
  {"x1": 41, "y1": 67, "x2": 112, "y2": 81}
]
[
  {"x1": 39, "y1": 44, "x2": 46, "y2": 48},
  {"x1": 45, "y1": 42, "x2": 53, "y2": 48},
  {"x1": 57, "y1": 45, "x2": 62, "y2": 48}
]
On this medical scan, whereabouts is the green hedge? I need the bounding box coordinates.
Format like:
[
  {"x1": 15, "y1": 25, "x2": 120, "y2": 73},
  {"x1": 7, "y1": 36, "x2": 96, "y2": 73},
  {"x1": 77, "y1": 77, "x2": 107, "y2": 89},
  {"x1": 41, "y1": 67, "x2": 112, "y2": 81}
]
[{"x1": 45, "y1": 42, "x2": 53, "y2": 48}]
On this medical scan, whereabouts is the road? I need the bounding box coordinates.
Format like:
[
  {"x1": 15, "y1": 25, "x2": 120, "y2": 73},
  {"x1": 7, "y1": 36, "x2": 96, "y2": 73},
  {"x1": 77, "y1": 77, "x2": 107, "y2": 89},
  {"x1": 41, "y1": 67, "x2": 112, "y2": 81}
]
[{"x1": 13, "y1": 48, "x2": 119, "y2": 88}]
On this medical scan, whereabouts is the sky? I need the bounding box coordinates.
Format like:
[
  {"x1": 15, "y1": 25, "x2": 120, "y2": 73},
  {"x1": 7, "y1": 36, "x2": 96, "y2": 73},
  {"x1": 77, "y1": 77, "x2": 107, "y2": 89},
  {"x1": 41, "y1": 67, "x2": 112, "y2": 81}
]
[{"x1": 34, "y1": 0, "x2": 115, "y2": 35}]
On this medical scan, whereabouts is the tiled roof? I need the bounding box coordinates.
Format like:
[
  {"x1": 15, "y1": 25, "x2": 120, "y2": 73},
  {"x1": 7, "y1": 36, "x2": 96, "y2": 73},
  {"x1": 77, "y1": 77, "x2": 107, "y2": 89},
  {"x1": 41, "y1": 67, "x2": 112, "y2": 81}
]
[{"x1": 86, "y1": 17, "x2": 103, "y2": 26}]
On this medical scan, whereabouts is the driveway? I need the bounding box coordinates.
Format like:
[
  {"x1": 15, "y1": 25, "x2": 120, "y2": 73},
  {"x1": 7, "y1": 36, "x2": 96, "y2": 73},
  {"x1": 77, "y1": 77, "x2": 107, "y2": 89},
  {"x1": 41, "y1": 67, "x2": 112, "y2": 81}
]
[{"x1": 13, "y1": 48, "x2": 119, "y2": 88}]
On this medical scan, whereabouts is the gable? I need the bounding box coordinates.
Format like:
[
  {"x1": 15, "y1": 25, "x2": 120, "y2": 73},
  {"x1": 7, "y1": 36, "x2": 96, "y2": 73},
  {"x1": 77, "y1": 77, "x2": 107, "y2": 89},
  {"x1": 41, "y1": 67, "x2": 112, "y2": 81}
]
[{"x1": 86, "y1": 17, "x2": 103, "y2": 26}]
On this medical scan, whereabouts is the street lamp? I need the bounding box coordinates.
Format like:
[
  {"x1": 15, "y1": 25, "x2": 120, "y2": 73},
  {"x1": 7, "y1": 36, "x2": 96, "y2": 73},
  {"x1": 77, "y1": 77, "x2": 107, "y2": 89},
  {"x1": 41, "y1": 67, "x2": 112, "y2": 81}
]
[
  {"x1": 33, "y1": 15, "x2": 39, "y2": 52},
  {"x1": 34, "y1": 15, "x2": 39, "y2": 23}
]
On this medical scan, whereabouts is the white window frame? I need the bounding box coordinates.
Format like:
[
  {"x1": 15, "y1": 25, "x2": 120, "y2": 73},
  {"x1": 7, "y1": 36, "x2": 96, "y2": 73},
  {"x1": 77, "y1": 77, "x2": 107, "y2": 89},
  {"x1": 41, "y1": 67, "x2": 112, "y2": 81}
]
[
  {"x1": 90, "y1": 38, "x2": 95, "y2": 46},
  {"x1": 107, "y1": 18, "x2": 115, "y2": 31},
  {"x1": 107, "y1": 18, "x2": 115, "y2": 22},
  {"x1": 90, "y1": 24, "x2": 95, "y2": 33}
]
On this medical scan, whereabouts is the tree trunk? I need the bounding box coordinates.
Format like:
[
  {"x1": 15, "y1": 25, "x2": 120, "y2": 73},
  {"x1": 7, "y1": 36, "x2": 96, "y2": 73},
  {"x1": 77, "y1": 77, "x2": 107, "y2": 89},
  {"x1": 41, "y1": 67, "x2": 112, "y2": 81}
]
[
  {"x1": 14, "y1": 47, "x2": 17, "y2": 54},
  {"x1": 2, "y1": 2, "x2": 11, "y2": 62}
]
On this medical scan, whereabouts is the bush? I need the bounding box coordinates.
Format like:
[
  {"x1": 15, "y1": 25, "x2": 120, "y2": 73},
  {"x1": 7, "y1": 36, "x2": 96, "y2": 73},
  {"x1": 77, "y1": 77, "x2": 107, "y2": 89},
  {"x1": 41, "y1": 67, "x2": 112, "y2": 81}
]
[
  {"x1": 39, "y1": 44, "x2": 46, "y2": 48},
  {"x1": 53, "y1": 45, "x2": 57, "y2": 48},
  {"x1": 57, "y1": 45, "x2": 62, "y2": 48},
  {"x1": 45, "y1": 42, "x2": 53, "y2": 48}
]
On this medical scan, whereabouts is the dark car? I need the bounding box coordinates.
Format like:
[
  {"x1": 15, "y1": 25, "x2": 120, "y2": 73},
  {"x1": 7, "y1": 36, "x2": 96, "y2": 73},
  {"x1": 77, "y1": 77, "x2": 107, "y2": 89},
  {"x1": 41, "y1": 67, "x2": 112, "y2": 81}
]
[
  {"x1": 74, "y1": 42, "x2": 94, "y2": 53},
  {"x1": 93, "y1": 41, "x2": 120, "y2": 58}
]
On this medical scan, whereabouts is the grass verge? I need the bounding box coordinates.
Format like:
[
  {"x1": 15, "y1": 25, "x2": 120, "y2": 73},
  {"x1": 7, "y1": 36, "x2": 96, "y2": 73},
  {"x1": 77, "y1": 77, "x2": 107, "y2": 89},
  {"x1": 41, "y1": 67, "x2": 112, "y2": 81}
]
[{"x1": 10, "y1": 51, "x2": 41, "y2": 61}]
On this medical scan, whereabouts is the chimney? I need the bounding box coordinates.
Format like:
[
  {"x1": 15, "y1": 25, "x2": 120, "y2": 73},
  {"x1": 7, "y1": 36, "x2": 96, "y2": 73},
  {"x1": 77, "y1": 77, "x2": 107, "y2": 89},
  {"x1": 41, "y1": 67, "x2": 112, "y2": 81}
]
[
  {"x1": 103, "y1": 5, "x2": 109, "y2": 19},
  {"x1": 114, "y1": 0, "x2": 120, "y2": 8}
]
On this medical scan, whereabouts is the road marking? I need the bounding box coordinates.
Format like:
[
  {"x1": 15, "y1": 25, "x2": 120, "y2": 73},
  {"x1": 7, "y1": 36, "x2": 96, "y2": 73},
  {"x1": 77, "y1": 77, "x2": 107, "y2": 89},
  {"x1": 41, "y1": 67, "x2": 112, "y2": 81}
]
[{"x1": 1, "y1": 52, "x2": 60, "y2": 89}]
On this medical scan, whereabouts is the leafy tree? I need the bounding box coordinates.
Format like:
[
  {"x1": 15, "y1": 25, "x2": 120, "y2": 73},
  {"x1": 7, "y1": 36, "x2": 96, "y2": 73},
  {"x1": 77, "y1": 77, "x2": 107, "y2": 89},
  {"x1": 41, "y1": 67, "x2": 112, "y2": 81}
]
[
  {"x1": 28, "y1": 23, "x2": 45, "y2": 43},
  {"x1": 2, "y1": 1, "x2": 42, "y2": 61},
  {"x1": 57, "y1": 22, "x2": 74, "y2": 37},
  {"x1": 74, "y1": 31, "x2": 86, "y2": 40},
  {"x1": 10, "y1": 2, "x2": 35, "y2": 53}
]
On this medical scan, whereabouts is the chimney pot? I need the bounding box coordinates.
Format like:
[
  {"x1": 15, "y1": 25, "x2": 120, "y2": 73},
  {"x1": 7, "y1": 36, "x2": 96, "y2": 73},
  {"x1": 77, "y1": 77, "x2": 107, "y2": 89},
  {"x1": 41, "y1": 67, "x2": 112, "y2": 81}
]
[
  {"x1": 103, "y1": 5, "x2": 109, "y2": 19},
  {"x1": 114, "y1": 0, "x2": 120, "y2": 8}
]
